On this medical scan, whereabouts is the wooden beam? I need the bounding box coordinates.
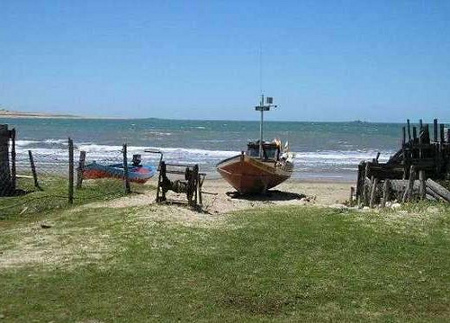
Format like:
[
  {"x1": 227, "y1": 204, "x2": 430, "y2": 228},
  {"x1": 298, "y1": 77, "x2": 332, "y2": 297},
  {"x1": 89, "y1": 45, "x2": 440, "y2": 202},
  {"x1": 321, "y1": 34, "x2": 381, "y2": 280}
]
[
  {"x1": 407, "y1": 119, "x2": 411, "y2": 142},
  {"x1": 381, "y1": 180, "x2": 390, "y2": 208},
  {"x1": 426, "y1": 179, "x2": 450, "y2": 202},
  {"x1": 433, "y1": 118, "x2": 438, "y2": 143},
  {"x1": 369, "y1": 177, "x2": 379, "y2": 208}
]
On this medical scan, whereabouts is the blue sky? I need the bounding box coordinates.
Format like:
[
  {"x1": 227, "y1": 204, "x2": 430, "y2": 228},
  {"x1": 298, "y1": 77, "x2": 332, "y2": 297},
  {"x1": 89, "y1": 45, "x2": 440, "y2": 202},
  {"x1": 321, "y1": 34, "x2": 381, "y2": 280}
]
[{"x1": 1, "y1": 0, "x2": 449, "y2": 122}]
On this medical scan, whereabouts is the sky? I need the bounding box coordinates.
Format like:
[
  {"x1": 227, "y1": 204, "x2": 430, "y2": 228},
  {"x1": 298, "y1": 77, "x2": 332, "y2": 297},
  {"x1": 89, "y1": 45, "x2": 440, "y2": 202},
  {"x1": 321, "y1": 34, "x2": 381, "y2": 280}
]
[{"x1": 1, "y1": 0, "x2": 449, "y2": 122}]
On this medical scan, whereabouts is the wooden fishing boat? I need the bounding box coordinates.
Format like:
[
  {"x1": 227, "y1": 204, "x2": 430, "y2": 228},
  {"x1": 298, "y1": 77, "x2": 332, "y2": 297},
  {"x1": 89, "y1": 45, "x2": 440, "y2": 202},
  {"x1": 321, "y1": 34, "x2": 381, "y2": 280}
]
[
  {"x1": 216, "y1": 96, "x2": 294, "y2": 194},
  {"x1": 83, "y1": 155, "x2": 157, "y2": 184}
]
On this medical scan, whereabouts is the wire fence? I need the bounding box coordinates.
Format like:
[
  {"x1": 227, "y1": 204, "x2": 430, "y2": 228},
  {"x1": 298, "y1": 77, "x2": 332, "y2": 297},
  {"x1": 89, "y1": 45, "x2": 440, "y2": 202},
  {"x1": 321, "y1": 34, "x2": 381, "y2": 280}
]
[{"x1": 0, "y1": 135, "x2": 158, "y2": 217}]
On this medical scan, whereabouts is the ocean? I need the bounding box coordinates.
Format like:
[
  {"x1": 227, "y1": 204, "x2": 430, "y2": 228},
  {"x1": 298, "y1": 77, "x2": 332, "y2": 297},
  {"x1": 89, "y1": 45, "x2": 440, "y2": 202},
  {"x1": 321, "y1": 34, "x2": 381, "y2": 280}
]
[{"x1": 0, "y1": 117, "x2": 410, "y2": 182}]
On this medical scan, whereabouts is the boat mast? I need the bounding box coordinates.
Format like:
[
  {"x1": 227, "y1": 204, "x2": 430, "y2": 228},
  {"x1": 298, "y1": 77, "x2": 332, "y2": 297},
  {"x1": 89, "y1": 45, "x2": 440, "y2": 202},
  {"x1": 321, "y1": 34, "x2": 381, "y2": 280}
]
[{"x1": 255, "y1": 95, "x2": 276, "y2": 159}]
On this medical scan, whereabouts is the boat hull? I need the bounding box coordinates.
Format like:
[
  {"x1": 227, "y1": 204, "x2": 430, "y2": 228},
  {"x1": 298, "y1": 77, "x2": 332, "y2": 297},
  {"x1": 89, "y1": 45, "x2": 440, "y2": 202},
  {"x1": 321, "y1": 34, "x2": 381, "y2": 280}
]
[
  {"x1": 83, "y1": 163, "x2": 157, "y2": 184},
  {"x1": 216, "y1": 154, "x2": 293, "y2": 194}
]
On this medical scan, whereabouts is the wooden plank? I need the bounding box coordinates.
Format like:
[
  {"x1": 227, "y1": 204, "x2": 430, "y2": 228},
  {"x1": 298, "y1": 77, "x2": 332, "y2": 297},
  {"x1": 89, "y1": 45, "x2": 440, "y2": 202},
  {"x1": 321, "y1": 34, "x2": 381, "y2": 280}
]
[
  {"x1": 426, "y1": 179, "x2": 450, "y2": 202},
  {"x1": 356, "y1": 161, "x2": 365, "y2": 202},
  {"x1": 402, "y1": 165, "x2": 415, "y2": 202},
  {"x1": 418, "y1": 170, "x2": 426, "y2": 200},
  {"x1": 433, "y1": 118, "x2": 438, "y2": 143},
  {"x1": 0, "y1": 124, "x2": 12, "y2": 196},
  {"x1": 381, "y1": 180, "x2": 390, "y2": 208},
  {"x1": 426, "y1": 187, "x2": 445, "y2": 202},
  {"x1": 349, "y1": 186, "x2": 355, "y2": 206},
  {"x1": 407, "y1": 119, "x2": 411, "y2": 142},
  {"x1": 369, "y1": 177, "x2": 379, "y2": 208}
]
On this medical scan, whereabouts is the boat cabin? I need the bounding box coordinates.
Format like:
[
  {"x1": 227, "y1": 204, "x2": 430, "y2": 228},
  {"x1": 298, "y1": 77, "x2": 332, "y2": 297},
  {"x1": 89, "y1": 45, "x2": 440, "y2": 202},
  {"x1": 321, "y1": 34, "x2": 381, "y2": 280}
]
[{"x1": 247, "y1": 141, "x2": 281, "y2": 161}]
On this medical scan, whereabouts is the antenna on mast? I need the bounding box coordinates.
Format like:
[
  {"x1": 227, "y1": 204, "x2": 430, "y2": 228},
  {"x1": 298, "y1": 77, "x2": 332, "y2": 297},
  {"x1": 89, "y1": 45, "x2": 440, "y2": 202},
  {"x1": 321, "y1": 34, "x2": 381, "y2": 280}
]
[
  {"x1": 255, "y1": 96, "x2": 277, "y2": 159},
  {"x1": 259, "y1": 44, "x2": 263, "y2": 96}
]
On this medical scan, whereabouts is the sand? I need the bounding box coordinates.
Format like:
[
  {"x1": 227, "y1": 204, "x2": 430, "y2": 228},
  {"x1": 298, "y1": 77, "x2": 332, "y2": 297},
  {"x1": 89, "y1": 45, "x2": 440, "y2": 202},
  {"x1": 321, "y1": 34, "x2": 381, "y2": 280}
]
[{"x1": 87, "y1": 178, "x2": 353, "y2": 214}]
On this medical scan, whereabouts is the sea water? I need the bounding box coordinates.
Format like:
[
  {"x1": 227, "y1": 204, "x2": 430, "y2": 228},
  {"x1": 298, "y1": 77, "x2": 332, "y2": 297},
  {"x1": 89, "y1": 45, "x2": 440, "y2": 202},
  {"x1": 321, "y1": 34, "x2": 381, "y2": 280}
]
[{"x1": 1, "y1": 118, "x2": 409, "y2": 181}]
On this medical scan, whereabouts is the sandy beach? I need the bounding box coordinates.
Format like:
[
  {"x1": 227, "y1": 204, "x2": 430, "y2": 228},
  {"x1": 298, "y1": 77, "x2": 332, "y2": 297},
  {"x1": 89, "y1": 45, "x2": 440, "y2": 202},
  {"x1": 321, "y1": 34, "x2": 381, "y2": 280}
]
[
  {"x1": 0, "y1": 110, "x2": 80, "y2": 119},
  {"x1": 88, "y1": 178, "x2": 353, "y2": 216}
]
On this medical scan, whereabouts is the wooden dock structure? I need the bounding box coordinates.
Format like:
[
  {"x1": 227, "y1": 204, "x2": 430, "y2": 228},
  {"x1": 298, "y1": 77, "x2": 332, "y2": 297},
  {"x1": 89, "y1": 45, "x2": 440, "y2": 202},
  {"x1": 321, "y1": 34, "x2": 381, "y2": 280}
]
[
  {"x1": 0, "y1": 124, "x2": 16, "y2": 196},
  {"x1": 355, "y1": 119, "x2": 450, "y2": 207}
]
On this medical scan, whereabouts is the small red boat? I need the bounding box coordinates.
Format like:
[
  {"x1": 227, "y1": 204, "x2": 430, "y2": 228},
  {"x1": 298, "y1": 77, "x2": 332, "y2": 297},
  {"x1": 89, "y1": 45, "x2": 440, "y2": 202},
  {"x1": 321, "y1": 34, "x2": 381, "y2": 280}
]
[
  {"x1": 216, "y1": 96, "x2": 294, "y2": 194},
  {"x1": 83, "y1": 154, "x2": 157, "y2": 184}
]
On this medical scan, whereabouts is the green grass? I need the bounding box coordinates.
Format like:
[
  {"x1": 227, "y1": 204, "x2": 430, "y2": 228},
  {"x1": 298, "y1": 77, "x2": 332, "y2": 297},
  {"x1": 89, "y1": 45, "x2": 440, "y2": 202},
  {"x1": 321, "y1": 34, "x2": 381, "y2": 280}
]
[
  {"x1": 0, "y1": 176, "x2": 154, "y2": 218},
  {"x1": 0, "y1": 203, "x2": 449, "y2": 322}
]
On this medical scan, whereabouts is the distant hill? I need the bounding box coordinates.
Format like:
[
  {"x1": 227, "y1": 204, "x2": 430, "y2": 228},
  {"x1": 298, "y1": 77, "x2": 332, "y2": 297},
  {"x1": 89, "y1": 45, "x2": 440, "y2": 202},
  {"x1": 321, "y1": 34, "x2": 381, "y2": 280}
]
[{"x1": 0, "y1": 109, "x2": 81, "y2": 119}]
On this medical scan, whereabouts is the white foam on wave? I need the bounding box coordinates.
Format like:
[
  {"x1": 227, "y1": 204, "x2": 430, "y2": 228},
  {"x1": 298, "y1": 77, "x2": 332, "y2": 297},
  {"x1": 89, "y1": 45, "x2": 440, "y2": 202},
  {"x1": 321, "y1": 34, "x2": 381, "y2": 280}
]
[
  {"x1": 15, "y1": 140, "x2": 41, "y2": 147},
  {"x1": 146, "y1": 131, "x2": 172, "y2": 136},
  {"x1": 12, "y1": 141, "x2": 396, "y2": 179},
  {"x1": 16, "y1": 139, "x2": 69, "y2": 147}
]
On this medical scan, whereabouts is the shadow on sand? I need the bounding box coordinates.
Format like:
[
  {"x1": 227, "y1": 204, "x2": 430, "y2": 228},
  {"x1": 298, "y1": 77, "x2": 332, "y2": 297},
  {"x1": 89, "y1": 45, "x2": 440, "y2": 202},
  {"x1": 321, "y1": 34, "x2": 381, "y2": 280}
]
[{"x1": 226, "y1": 190, "x2": 306, "y2": 202}]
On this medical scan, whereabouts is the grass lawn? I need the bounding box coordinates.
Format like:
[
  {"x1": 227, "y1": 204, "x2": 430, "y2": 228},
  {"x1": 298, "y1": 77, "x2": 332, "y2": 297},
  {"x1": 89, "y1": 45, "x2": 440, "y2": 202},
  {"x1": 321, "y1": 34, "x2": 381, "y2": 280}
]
[
  {"x1": 0, "y1": 201, "x2": 449, "y2": 322},
  {"x1": 0, "y1": 176, "x2": 153, "y2": 218}
]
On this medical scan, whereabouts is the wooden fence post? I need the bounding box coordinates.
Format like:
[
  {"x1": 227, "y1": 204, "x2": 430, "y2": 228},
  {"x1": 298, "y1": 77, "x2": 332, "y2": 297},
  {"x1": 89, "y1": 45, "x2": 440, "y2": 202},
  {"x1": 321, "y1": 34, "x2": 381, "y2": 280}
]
[
  {"x1": 28, "y1": 150, "x2": 41, "y2": 190},
  {"x1": 349, "y1": 186, "x2": 355, "y2": 206},
  {"x1": 68, "y1": 138, "x2": 74, "y2": 204},
  {"x1": 381, "y1": 180, "x2": 390, "y2": 208},
  {"x1": 356, "y1": 161, "x2": 365, "y2": 205},
  {"x1": 11, "y1": 128, "x2": 16, "y2": 191},
  {"x1": 76, "y1": 151, "x2": 86, "y2": 189},
  {"x1": 433, "y1": 119, "x2": 438, "y2": 143},
  {"x1": 369, "y1": 177, "x2": 378, "y2": 208},
  {"x1": 362, "y1": 162, "x2": 371, "y2": 206},
  {"x1": 0, "y1": 124, "x2": 12, "y2": 196},
  {"x1": 419, "y1": 170, "x2": 426, "y2": 200},
  {"x1": 123, "y1": 144, "x2": 131, "y2": 194},
  {"x1": 402, "y1": 165, "x2": 415, "y2": 203},
  {"x1": 407, "y1": 119, "x2": 411, "y2": 142}
]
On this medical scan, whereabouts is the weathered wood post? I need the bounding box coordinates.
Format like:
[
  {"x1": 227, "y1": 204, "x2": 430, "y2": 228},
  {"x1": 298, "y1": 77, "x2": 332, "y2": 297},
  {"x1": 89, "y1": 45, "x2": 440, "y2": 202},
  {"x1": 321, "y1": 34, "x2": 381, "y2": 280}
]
[
  {"x1": 433, "y1": 119, "x2": 438, "y2": 143},
  {"x1": 381, "y1": 180, "x2": 390, "y2": 208},
  {"x1": 198, "y1": 172, "x2": 203, "y2": 206},
  {"x1": 419, "y1": 170, "x2": 426, "y2": 200},
  {"x1": 349, "y1": 186, "x2": 355, "y2": 206},
  {"x1": 10, "y1": 128, "x2": 16, "y2": 191},
  {"x1": 402, "y1": 126, "x2": 407, "y2": 179},
  {"x1": 356, "y1": 161, "x2": 365, "y2": 205},
  {"x1": 369, "y1": 177, "x2": 379, "y2": 208},
  {"x1": 0, "y1": 124, "x2": 13, "y2": 196},
  {"x1": 28, "y1": 150, "x2": 41, "y2": 190},
  {"x1": 68, "y1": 138, "x2": 74, "y2": 204},
  {"x1": 402, "y1": 165, "x2": 415, "y2": 203},
  {"x1": 76, "y1": 151, "x2": 86, "y2": 189},
  {"x1": 191, "y1": 164, "x2": 199, "y2": 207},
  {"x1": 123, "y1": 144, "x2": 131, "y2": 194},
  {"x1": 407, "y1": 119, "x2": 411, "y2": 142}
]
